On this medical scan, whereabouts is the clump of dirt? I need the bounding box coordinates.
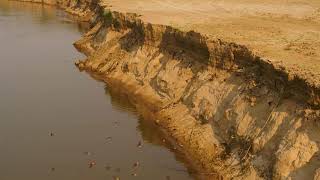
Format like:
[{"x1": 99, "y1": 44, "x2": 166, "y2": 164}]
[{"x1": 20, "y1": 0, "x2": 320, "y2": 179}]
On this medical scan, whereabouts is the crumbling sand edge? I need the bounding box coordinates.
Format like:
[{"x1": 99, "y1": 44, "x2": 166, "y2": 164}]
[
  {"x1": 61, "y1": 0, "x2": 320, "y2": 108},
  {"x1": 17, "y1": 0, "x2": 320, "y2": 107},
  {"x1": 72, "y1": 1, "x2": 320, "y2": 178},
  {"x1": 14, "y1": 0, "x2": 320, "y2": 179}
]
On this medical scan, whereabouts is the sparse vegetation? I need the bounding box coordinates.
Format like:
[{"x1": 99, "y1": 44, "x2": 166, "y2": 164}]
[{"x1": 102, "y1": 8, "x2": 113, "y2": 23}]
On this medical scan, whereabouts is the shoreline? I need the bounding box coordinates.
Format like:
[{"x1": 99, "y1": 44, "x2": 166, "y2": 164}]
[{"x1": 13, "y1": 0, "x2": 320, "y2": 179}]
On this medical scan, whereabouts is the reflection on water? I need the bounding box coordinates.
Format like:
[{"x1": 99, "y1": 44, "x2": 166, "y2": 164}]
[
  {"x1": 0, "y1": 0, "x2": 89, "y2": 33},
  {"x1": 104, "y1": 85, "x2": 170, "y2": 148},
  {"x1": 104, "y1": 86, "x2": 202, "y2": 179},
  {"x1": 0, "y1": 1, "x2": 195, "y2": 180},
  {"x1": 104, "y1": 85, "x2": 220, "y2": 180}
]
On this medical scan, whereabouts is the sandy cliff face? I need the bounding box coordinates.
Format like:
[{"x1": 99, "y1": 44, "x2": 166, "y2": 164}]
[
  {"x1": 74, "y1": 6, "x2": 320, "y2": 179},
  {"x1": 19, "y1": 0, "x2": 320, "y2": 179}
]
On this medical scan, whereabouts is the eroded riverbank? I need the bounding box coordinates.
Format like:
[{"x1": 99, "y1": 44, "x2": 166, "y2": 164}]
[
  {"x1": 7, "y1": 0, "x2": 320, "y2": 179},
  {"x1": 0, "y1": 1, "x2": 198, "y2": 179}
]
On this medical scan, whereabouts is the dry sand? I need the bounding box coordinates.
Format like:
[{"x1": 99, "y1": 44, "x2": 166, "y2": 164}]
[{"x1": 104, "y1": 0, "x2": 320, "y2": 86}]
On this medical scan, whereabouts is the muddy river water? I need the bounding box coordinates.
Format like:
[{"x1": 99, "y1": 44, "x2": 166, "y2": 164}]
[{"x1": 0, "y1": 1, "x2": 193, "y2": 179}]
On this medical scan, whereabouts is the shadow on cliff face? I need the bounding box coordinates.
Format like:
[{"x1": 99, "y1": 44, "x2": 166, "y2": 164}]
[
  {"x1": 118, "y1": 21, "x2": 210, "y2": 65},
  {"x1": 159, "y1": 26, "x2": 210, "y2": 65},
  {"x1": 118, "y1": 22, "x2": 145, "y2": 53}
]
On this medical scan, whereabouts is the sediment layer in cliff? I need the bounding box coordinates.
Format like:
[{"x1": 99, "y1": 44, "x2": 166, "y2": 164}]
[{"x1": 18, "y1": 0, "x2": 320, "y2": 179}]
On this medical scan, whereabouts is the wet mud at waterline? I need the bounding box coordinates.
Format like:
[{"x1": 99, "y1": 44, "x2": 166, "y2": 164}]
[{"x1": 0, "y1": 1, "x2": 199, "y2": 180}]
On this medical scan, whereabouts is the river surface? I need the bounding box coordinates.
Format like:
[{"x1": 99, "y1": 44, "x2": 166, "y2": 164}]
[{"x1": 0, "y1": 1, "x2": 193, "y2": 179}]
